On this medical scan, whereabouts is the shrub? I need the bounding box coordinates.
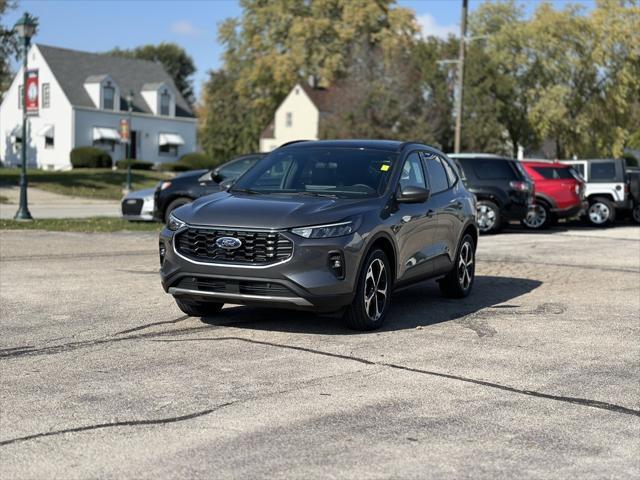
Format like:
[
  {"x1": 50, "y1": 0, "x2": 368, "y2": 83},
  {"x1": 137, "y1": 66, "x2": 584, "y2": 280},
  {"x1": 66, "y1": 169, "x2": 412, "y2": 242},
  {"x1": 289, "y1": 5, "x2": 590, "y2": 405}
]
[
  {"x1": 115, "y1": 159, "x2": 154, "y2": 170},
  {"x1": 70, "y1": 147, "x2": 112, "y2": 169},
  {"x1": 178, "y1": 152, "x2": 216, "y2": 169},
  {"x1": 156, "y1": 162, "x2": 191, "y2": 172},
  {"x1": 622, "y1": 152, "x2": 638, "y2": 167}
]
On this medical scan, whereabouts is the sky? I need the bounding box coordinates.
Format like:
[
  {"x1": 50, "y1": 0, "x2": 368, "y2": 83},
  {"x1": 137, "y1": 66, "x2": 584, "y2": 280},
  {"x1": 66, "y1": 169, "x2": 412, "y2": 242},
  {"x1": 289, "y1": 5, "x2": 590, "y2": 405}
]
[{"x1": 5, "y1": 0, "x2": 597, "y2": 99}]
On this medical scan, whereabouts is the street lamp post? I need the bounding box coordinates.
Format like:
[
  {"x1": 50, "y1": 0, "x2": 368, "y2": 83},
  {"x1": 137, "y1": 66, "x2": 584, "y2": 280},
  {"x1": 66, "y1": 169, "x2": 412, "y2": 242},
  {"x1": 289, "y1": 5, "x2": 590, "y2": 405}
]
[
  {"x1": 454, "y1": 0, "x2": 468, "y2": 154},
  {"x1": 13, "y1": 12, "x2": 38, "y2": 221},
  {"x1": 125, "y1": 90, "x2": 134, "y2": 192}
]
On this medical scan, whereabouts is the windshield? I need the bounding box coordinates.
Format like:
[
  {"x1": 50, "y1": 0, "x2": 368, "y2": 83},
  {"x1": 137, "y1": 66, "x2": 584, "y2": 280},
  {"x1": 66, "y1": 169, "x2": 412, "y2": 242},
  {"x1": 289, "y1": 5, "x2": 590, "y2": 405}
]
[{"x1": 232, "y1": 147, "x2": 397, "y2": 198}]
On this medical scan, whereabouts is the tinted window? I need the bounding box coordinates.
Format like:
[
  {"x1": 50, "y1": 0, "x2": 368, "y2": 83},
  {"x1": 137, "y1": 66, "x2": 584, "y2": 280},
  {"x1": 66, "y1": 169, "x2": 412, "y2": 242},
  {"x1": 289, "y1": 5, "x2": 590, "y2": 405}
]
[
  {"x1": 532, "y1": 166, "x2": 574, "y2": 180},
  {"x1": 439, "y1": 156, "x2": 458, "y2": 186},
  {"x1": 424, "y1": 156, "x2": 449, "y2": 193},
  {"x1": 400, "y1": 152, "x2": 426, "y2": 190},
  {"x1": 234, "y1": 148, "x2": 396, "y2": 198},
  {"x1": 473, "y1": 160, "x2": 517, "y2": 180},
  {"x1": 218, "y1": 157, "x2": 259, "y2": 181},
  {"x1": 590, "y1": 162, "x2": 616, "y2": 180}
]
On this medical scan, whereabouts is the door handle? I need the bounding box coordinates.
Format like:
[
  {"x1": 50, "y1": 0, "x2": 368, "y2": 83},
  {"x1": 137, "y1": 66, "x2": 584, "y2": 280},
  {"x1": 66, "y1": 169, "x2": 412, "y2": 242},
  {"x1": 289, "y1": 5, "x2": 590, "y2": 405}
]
[
  {"x1": 449, "y1": 200, "x2": 462, "y2": 208},
  {"x1": 426, "y1": 209, "x2": 435, "y2": 218}
]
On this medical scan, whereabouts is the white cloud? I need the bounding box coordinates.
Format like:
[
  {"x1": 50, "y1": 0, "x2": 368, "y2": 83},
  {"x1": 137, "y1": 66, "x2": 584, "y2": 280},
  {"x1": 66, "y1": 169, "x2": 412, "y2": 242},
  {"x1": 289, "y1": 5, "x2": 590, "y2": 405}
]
[
  {"x1": 417, "y1": 13, "x2": 458, "y2": 39},
  {"x1": 170, "y1": 20, "x2": 204, "y2": 37}
]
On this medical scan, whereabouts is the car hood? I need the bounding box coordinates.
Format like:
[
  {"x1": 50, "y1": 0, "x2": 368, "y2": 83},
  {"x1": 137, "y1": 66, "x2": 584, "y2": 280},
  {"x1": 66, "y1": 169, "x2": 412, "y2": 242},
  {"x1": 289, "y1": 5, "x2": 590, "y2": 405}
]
[
  {"x1": 174, "y1": 191, "x2": 377, "y2": 229},
  {"x1": 123, "y1": 188, "x2": 155, "y2": 200}
]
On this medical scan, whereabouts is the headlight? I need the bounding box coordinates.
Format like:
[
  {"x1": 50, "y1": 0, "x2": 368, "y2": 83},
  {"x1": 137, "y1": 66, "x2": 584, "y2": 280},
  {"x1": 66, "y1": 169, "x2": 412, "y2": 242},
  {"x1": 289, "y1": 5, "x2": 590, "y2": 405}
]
[
  {"x1": 160, "y1": 181, "x2": 172, "y2": 190},
  {"x1": 291, "y1": 221, "x2": 354, "y2": 239},
  {"x1": 167, "y1": 213, "x2": 185, "y2": 231}
]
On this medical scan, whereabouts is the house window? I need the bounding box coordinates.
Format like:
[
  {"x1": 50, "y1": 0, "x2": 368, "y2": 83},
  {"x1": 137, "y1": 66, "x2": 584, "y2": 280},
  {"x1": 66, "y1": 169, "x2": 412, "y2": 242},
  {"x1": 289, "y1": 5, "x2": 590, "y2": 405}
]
[
  {"x1": 42, "y1": 83, "x2": 50, "y2": 108},
  {"x1": 45, "y1": 135, "x2": 54, "y2": 148},
  {"x1": 93, "y1": 139, "x2": 116, "y2": 152},
  {"x1": 159, "y1": 144, "x2": 178, "y2": 156},
  {"x1": 160, "y1": 90, "x2": 171, "y2": 116},
  {"x1": 18, "y1": 85, "x2": 23, "y2": 109},
  {"x1": 286, "y1": 112, "x2": 293, "y2": 127},
  {"x1": 103, "y1": 85, "x2": 115, "y2": 110}
]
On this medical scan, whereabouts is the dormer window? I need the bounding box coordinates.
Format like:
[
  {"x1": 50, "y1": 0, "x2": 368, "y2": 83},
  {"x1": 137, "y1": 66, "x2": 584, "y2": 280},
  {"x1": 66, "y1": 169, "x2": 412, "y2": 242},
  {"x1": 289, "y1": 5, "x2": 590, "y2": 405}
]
[
  {"x1": 160, "y1": 90, "x2": 171, "y2": 116},
  {"x1": 103, "y1": 84, "x2": 115, "y2": 110}
]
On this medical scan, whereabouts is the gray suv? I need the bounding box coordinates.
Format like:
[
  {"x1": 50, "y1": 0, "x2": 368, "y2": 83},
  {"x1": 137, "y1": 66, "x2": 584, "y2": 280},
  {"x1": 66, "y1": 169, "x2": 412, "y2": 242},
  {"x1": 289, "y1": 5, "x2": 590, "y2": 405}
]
[{"x1": 159, "y1": 140, "x2": 478, "y2": 330}]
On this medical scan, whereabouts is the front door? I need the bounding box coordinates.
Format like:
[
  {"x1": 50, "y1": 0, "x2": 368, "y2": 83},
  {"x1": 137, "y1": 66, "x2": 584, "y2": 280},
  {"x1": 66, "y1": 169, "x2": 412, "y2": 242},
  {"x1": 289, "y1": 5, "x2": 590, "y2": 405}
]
[{"x1": 393, "y1": 151, "x2": 439, "y2": 283}]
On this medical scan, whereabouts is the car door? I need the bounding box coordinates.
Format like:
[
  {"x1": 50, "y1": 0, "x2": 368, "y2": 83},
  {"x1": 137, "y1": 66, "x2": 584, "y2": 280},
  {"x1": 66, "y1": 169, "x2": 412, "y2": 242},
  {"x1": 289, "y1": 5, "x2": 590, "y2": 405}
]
[
  {"x1": 392, "y1": 151, "x2": 439, "y2": 283},
  {"x1": 422, "y1": 152, "x2": 460, "y2": 275}
]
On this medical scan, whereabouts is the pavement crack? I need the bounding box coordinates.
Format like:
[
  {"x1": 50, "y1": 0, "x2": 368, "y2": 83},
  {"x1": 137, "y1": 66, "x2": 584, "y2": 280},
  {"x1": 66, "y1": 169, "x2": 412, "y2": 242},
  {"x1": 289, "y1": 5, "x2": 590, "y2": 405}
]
[
  {"x1": 157, "y1": 336, "x2": 640, "y2": 418},
  {"x1": 113, "y1": 315, "x2": 190, "y2": 336},
  {"x1": 0, "y1": 402, "x2": 236, "y2": 447}
]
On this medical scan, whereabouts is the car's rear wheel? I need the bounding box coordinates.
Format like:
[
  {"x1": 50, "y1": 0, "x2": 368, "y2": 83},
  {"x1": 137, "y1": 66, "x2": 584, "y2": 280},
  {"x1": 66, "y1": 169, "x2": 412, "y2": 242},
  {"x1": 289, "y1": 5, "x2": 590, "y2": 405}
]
[
  {"x1": 476, "y1": 200, "x2": 501, "y2": 234},
  {"x1": 587, "y1": 197, "x2": 616, "y2": 226},
  {"x1": 175, "y1": 298, "x2": 223, "y2": 317},
  {"x1": 439, "y1": 234, "x2": 475, "y2": 298},
  {"x1": 522, "y1": 201, "x2": 551, "y2": 230},
  {"x1": 632, "y1": 204, "x2": 640, "y2": 224},
  {"x1": 164, "y1": 197, "x2": 192, "y2": 224},
  {"x1": 343, "y1": 249, "x2": 391, "y2": 331}
]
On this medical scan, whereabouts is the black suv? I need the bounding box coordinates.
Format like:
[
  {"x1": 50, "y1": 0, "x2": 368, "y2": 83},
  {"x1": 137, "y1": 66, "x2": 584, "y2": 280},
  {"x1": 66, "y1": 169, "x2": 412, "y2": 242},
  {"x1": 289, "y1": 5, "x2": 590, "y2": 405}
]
[
  {"x1": 449, "y1": 153, "x2": 534, "y2": 234},
  {"x1": 154, "y1": 153, "x2": 265, "y2": 223},
  {"x1": 159, "y1": 140, "x2": 478, "y2": 330}
]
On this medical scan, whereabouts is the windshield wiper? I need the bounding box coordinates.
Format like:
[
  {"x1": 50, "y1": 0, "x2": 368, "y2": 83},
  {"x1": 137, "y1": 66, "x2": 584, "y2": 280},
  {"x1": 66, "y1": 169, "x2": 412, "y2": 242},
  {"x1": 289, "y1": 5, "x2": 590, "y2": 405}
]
[
  {"x1": 295, "y1": 191, "x2": 339, "y2": 198},
  {"x1": 231, "y1": 188, "x2": 265, "y2": 195}
]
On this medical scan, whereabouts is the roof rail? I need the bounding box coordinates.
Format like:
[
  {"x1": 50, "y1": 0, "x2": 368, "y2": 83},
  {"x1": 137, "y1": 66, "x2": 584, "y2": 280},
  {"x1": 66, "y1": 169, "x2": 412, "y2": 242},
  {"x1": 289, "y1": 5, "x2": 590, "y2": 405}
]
[
  {"x1": 398, "y1": 141, "x2": 425, "y2": 151},
  {"x1": 277, "y1": 140, "x2": 312, "y2": 149}
]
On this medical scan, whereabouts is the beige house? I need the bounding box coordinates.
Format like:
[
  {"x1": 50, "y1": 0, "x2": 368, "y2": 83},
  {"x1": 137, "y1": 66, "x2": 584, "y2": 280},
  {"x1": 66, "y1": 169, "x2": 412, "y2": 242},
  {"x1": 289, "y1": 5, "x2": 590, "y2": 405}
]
[{"x1": 259, "y1": 82, "x2": 336, "y2": 152}]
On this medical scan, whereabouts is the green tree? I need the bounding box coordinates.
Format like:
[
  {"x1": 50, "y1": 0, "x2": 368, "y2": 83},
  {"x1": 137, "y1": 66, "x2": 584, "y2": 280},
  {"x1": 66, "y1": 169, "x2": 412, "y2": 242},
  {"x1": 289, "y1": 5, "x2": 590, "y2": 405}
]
[
  {"x1": 0, "y1": 0, "x2": 18, "y2": 94},
  {"x1": 108, "y1": 43, "x2": 196, "y2": 104}
]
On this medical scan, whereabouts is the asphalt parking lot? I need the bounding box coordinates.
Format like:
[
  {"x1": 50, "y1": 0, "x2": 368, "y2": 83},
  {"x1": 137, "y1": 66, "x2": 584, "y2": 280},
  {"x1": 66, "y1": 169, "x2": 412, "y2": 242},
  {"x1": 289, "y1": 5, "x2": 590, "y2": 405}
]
[{"x1": 1, "y1": 224, "x2": 639, "y2": 479}]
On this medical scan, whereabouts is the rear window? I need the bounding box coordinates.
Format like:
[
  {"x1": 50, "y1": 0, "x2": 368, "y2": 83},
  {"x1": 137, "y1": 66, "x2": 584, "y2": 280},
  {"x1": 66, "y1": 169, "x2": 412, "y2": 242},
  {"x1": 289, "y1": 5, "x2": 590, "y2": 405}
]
[
  {"x1": 472, "y1": 159, "x2": 517, "y2": 180},
  {"x1": 532, "y1": 166, "x2": 575, "y2": 180},
  {"x1": 590, "y1": 162, "x2": 616, "y2": 180}
]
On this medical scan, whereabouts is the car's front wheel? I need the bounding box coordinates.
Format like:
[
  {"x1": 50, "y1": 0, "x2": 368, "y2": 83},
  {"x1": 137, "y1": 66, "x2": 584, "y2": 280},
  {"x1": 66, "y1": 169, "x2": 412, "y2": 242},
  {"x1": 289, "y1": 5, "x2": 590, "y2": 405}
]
[
  {"x1": 164, "y1": 197, "x2": 192, "y2": 224},
  {"x1": 522, "y1": 202, "x2": 552, "y2": 230},
  {"x1": 587, "y1": 197, "x2": 616, "y2": 226},
  {"x1": 439, "y1": 234, "x2": 475, "y2": 298},
  {"x1": 476, "y1": 200, "x2": 501, "y2": 234},
  {"x1": 343, "y1": 249, "x2": 391, "y2": 331},
  {"x1": 175, "y1": 298, "x2": 223, "y2": 317}
]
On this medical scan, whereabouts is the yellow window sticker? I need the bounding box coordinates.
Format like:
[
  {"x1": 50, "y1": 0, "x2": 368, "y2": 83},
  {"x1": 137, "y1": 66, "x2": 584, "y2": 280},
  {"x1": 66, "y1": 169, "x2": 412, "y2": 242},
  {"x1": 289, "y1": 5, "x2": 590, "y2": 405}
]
[{"x1": 380, "y1": 164, "x2": 390, "y2": 172}]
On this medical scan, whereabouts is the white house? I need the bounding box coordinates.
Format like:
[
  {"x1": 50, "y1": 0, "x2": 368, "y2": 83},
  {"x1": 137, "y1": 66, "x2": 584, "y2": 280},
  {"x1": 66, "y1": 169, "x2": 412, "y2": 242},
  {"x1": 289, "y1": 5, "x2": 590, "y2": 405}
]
[
  {"x1": 259, "y1": 82, "x2": 336, "y2": 152},
  {"x1": 0, "y1": 44, "x2": 197, "y2": 170}
]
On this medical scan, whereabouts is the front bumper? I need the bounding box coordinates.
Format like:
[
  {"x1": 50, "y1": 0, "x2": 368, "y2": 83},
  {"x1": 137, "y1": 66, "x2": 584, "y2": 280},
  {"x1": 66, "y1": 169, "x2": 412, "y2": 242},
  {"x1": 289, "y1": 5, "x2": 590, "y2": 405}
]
[{"x1": 159, "y1": 226, "x2": 365, "y2": 312}]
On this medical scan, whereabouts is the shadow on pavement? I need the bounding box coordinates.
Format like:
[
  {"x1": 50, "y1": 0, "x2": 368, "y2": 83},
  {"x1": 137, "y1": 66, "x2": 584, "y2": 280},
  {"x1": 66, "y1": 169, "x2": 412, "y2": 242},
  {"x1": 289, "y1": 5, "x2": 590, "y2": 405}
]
[{"x1": 200, "y1": 275, "x2": 542, "y2": 335}]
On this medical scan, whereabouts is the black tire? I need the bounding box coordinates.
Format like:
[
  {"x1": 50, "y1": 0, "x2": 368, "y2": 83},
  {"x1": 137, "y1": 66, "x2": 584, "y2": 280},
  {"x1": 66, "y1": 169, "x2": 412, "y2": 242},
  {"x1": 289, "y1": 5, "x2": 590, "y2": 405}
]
[
  {"x1": 587, "y1": 197, "x2": 616, "y2": 226},
  {"x1": 164, "y1": 197, "x2": 192, "y2": 224},
  {"x1": 439, "y1": 234, "x2": 475, "y2": 298},
  {"x1": 632, "y1": 204, "x2": 640, "y2": 224},
  {"x1": 476, "y1": 199, "x2": 502, "y2": 234},
  {"x1": 175, "y1": 298, "x2": 223, "y2": 317},
  {"x1": 343, "y1": 249, "x2": 391, "y2": 331},
  {"x1": 521, "y1": 201, "x2": 552, "y2": 230}
]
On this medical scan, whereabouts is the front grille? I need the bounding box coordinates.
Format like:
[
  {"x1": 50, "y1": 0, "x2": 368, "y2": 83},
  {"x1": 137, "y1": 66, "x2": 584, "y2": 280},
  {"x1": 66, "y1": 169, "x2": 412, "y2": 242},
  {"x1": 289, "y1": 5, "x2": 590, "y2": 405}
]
[
  {"x1": 122, "y1": 198, "x2": 144, "y2": 216},
  {"x1": 175, "y1": 277, "x2": 294, "y2": 297},
  {"x1": 175, "y1": 228, "x2": 293, "y2": 265}
]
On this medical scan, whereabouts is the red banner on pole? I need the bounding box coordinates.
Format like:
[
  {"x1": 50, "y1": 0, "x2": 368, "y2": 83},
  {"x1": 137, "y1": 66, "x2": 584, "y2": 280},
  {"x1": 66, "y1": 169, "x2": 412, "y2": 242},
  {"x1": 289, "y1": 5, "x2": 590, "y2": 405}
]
[
  {"x1": 25, "y1": 69, "x2": 39, "y2": 115},
  {"x1": 120, "y1": 119, "x2": 130, "y2": 143}
]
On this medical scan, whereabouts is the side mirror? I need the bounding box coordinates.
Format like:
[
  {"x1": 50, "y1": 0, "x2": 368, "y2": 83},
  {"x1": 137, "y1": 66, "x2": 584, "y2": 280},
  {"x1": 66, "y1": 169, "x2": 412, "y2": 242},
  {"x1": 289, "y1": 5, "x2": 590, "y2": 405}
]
[
  {"x1": 396, "y1": 185, "x2": 430, "y2": 203},
  {"x1": 219, "y1": 179, "x2": 235, "y2": 191}
]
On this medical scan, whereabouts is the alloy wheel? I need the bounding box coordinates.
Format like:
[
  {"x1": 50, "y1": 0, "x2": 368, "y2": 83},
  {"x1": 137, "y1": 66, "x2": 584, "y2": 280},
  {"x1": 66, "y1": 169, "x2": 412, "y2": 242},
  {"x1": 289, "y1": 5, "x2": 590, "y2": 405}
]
[
  {"x1": 457, "y1": 241, "x2": 474, "y2": 290},
  {"x1": 523, "y1": 204, "x2": 547, "y2": 229},
  {"x1": 364, "y1": 258, "x2": 388, "y2": 321},
  {"x1": 477, "y1": 204, "x2": 497, "y2": 232},
  {"x1": 588, "y1": 202, "x2": 610, "y2": 225}
]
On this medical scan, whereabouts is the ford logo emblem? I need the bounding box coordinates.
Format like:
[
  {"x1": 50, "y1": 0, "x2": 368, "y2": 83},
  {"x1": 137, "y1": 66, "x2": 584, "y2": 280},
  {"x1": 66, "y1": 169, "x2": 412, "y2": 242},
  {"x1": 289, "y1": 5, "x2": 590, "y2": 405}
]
[{"x1": 215, "y1": 236, "x2": 242, "y2": 250}]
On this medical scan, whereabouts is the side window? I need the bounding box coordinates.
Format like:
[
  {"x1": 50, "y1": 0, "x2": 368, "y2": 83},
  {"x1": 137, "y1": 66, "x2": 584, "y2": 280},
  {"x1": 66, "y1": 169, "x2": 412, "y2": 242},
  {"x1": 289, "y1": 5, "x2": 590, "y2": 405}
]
[
  {"x1": 399, "y1": 152, "x2": 426, "y2": 190},
  {"x1": 590, "y1": 162, "x2": 616, "y2": 181},
  {"x1": 423, "y1": 155, "x2": 450, "y2": 193},
  {"x1": 473, "y1": 160, "x2": 517, "y2": 180},
  {"x1": 439, "y1": 155, "x2": 458, "y2": 186},
  {"x1": 218, "y1": 158, "x2": 256, "y2": 180}
]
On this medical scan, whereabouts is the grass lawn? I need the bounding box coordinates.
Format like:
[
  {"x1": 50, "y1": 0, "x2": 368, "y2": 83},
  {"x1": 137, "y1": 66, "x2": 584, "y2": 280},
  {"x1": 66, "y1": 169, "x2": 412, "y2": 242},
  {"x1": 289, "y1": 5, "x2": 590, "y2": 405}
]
[
  {"x1": 0, "y1": 217, "x2": 162, "y2": 233},
  {"x1": 0, "y1": 168, "x2": 170, "y2": 200}
]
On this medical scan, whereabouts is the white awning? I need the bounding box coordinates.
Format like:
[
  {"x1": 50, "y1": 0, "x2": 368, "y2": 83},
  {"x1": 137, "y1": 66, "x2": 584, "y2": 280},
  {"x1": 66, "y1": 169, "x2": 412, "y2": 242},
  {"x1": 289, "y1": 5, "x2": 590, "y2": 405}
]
[
  {"x1": 93, "y1": 127, "x2": 120, "y2": 142},
  {"x1": 38, "y1": 124, "x2": 54, "y2": 137},
  {"x1": 159, "y1": 133, "x2": 185, "y2": 146}
]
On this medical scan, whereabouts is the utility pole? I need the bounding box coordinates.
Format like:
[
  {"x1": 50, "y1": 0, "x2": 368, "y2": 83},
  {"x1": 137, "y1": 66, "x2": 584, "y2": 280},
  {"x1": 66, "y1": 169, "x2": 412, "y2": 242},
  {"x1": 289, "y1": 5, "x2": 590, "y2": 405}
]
[{"x1": 454, "y1": 0, "x2": 468, "y2": 154}]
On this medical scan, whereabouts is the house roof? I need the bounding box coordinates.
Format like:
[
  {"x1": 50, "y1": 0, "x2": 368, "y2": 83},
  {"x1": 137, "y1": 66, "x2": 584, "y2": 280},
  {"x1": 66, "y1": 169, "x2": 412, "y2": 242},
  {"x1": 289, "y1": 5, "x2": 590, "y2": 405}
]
[
  {"x1": 37, "y1": 44, "x2": 194, "y2": 118},
  {"x1": 260, "y1": 120, "x2": 275, "y2": 140},
  {"x1": 298, "y1": 83, "x2": 338, "y2": 113}
]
